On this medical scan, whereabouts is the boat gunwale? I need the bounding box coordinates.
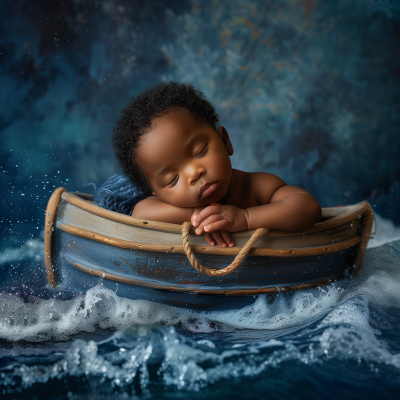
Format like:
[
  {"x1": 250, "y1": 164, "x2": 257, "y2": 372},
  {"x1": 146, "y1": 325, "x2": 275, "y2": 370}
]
[
  {"x1": 57, "y1": 221, "x2": 362, "y2": 257},
  {"x1": 61, "y1": 190, "x2": 370, "y2": 237}
]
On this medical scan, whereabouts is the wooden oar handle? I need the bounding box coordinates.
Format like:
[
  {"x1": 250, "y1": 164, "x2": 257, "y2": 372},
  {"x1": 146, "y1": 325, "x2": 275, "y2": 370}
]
[{"x1": 181, "y1": 221, "x2": 268, "y2": 276}]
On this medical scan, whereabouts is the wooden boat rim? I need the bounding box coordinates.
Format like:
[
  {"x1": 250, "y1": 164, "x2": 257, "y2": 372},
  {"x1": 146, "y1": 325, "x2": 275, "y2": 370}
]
[
  {"x1": 61, "y1": 190, "x2": 371, "y2": 237},
  {"x1": 58, "y1": 222, "x2": 362, "y2": 257},
  {"x1": 44, "y1": 187, "x2": 66, "y2": 287}
]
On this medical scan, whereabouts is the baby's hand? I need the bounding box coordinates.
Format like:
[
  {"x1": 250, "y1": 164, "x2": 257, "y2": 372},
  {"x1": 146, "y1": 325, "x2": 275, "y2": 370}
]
[
  {"x1": 205, "y1": 230, "x2": 234, "y2": 247},
  {"x1": 192, "y1": 203, "x2": 249, "y2": 237},
  {"x1": 191, "y1": 207, "x2": 234, "y2": 247}
]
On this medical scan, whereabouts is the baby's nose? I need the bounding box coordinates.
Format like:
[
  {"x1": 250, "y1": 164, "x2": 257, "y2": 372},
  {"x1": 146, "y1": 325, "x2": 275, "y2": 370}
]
[{"x1": 188, "y1": 166, "x2": 206, "y2": 185}]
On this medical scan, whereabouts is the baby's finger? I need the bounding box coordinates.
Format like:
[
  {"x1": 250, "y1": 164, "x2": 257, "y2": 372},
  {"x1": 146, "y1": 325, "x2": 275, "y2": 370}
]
[
  {"x1": 203, "y1": 219, "x2": 231, "y2": 233},
  {"x1": 204, "y1": 233, "x2": 215, "y2": 246},
  {"x1": 192, "y1": 203, "x2": 222, "y2": 227},
  {"x1": 191, "y1": 213, "x2": 199, "y2": 224},
  {"x1": 220, "y1": 230, "x2": 235, "y2": 247},
  {"x1": 195, "y1": 214, "x2": 223, "y2": 235},
  {"x1": 210, "y1": 231, "x2": 228, "y2": 248}
]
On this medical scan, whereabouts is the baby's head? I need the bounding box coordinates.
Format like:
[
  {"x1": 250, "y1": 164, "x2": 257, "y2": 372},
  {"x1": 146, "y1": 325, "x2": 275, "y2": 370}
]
[{"x1": 112, "y1": 82, "x2": 233, "y2": 208}]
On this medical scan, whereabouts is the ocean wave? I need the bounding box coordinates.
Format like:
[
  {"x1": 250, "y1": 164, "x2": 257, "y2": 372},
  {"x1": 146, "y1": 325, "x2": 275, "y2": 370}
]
[
  {"x1": 1, "y1": 291, "x2": 399, "y2": 395},
  {"x1": 0, "y1": 282, "x2": 344, "y2": 343},
  {"x1": 0, "y1": 218, "x2": 399, "y2": 396}
]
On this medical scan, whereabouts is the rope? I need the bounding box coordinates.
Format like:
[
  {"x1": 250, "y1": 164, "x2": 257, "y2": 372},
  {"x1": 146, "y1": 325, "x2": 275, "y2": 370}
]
[{"x1": 181, "y1": 221, "x2": 268, "y2": 276}]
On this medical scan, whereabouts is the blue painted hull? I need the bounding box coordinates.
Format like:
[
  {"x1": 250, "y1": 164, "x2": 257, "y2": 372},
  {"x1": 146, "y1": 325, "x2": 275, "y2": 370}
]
[{"x1": 54, "y1": 230, "x2": 359, "y2": 311}]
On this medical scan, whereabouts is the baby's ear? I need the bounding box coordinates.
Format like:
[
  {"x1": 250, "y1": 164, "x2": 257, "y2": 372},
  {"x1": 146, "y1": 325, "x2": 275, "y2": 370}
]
[{"x1": 218, "y1": 126, "x2": 234, "y2": 156}]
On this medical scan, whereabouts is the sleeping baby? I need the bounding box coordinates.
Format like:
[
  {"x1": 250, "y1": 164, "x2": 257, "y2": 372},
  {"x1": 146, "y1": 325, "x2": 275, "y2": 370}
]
[{"x1": 111, "y1": 82, "x2": 321, "y2": 247}]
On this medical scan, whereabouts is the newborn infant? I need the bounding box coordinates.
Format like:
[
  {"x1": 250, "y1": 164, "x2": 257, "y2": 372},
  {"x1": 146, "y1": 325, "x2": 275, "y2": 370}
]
[{"x1": 112, "y1": 82, "x2": 321, "y2": 247}]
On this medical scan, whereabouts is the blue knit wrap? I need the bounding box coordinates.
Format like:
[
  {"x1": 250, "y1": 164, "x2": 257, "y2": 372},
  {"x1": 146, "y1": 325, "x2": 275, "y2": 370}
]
[{"x1": 92, "y1": 174, "x2": 149, "y2": 215}]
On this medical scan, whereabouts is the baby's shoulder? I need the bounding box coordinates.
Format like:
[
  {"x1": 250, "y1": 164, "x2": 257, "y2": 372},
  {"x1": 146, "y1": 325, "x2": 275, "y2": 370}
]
[
  {"x1": 131, "y1": 195, "x2": 160, "y2": 217},
  {"x1": 247, "y1": 172, "x2": 286, "y2": 188},
  {"x1": 246, "y1": 172, "x2": 286, "y2": 204}
]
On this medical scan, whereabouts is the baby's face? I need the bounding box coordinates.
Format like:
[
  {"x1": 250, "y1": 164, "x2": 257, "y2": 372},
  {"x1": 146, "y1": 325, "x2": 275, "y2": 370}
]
[{"x1": 135, "y1": 108, "x2": 233, "y2": 208}]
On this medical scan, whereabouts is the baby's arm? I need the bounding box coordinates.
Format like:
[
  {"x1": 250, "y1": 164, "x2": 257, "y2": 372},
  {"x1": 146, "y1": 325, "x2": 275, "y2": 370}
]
[
  {"x1": 132, "y1": 196, "x2": 194, "y2": 224},
  {"x1": 244, "y1": 173, "x2": 322, "y2": 231},
  {"x1": 132, "y1": 197, "x2": 234, "y2": 247},
  {"x1": 193, "y1": 173, "x2": 321, "y2": 233}
]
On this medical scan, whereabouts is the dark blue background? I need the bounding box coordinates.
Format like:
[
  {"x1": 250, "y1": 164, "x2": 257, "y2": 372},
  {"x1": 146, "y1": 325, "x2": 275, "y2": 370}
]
[{"x1": 1, "y1": 0, "x2": 400, "y2": 246}]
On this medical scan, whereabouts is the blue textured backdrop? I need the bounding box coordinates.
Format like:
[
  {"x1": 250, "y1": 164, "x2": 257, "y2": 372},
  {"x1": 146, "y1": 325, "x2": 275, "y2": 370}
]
[{"x1": 1, "y1": 0, "x2": 400, "y2": 244}]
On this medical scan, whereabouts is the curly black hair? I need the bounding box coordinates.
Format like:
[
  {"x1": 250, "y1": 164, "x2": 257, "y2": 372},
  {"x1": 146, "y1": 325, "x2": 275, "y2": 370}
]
[{"x1": 112, "y1": 82, "x2": 220, "y2": 195}]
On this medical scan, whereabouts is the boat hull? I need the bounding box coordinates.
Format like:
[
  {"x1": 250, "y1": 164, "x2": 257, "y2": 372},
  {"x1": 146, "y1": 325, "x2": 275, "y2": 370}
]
[
  {"x1": 43, "y1": 188, "x2": 374, "y2": 311},
  {"x1": 54, "y1": 230, "x2": 359, "y2": 310}
]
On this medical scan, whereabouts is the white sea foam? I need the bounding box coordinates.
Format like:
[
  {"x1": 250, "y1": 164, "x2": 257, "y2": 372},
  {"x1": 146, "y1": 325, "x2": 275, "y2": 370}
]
[
  {"x1": 357, "y1": 270, "x2": 400, "y2": 309},
  {"x1": 195, "y1": 285, "x2": 344, "y2": 334},
  {"x1": 315, "y1": 297, "x2": 400, "y2": 369},
  {"x1": 2, "y1": 292, "x2": 399, "y2": 393},
  {"x1": 0, "y1": 283, "x2": 344, "y2": 342},
  {"x1": 367, "y1": 212, "x2": 400, "y2": 249}
]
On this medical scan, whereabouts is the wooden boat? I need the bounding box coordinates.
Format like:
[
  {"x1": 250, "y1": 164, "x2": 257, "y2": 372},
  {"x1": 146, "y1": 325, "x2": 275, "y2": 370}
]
[{"x1": 44, "y1": 188, "x2": 374, "y2": 310}]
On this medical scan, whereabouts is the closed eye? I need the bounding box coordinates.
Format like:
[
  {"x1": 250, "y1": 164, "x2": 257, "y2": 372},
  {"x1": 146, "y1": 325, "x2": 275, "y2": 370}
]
[
  {"x1": 167, "y1": 174, "x2": 179, "y2": 187},
  {"x1": 195, "y1": 144, "x2": 208, "y2": 158}
]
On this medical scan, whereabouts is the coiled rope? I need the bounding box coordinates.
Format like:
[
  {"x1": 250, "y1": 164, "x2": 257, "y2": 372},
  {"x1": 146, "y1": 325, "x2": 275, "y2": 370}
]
[{"x1": 181, "y1": 221, "x2": 268, "y2": 276}]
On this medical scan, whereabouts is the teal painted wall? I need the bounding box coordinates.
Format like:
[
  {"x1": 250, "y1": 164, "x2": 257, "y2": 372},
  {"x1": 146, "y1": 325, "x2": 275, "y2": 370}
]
[{"x1": 1, "y1": 0, "x2": 399, "y2": 242}]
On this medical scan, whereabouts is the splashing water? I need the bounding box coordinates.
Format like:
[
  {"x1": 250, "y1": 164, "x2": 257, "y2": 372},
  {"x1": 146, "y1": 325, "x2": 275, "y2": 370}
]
[
  {"x1": 0, "y1": 213, "x2": 399, "y2": 399},
  {"x1": 0, "y1": 282, "x2": 345, "y2": 343}
]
